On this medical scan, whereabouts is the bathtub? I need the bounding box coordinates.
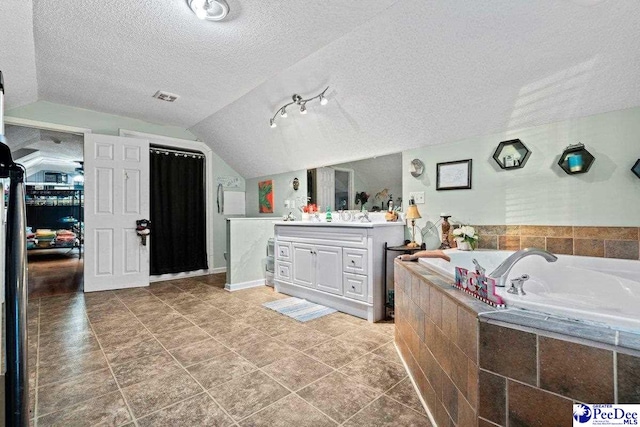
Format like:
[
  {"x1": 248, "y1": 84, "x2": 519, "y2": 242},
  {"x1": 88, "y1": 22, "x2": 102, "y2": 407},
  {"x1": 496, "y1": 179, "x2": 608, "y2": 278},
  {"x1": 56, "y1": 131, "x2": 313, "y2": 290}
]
[{"x1": 419, "y1": 249, "x2": 640, "y2": 332}]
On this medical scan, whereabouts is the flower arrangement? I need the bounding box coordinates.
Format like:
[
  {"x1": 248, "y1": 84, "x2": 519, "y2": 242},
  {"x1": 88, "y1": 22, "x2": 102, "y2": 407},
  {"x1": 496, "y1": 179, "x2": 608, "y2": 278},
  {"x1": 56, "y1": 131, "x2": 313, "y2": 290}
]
[{"x1": 452, "y1": 225, "x2": 478, "y2": 250}]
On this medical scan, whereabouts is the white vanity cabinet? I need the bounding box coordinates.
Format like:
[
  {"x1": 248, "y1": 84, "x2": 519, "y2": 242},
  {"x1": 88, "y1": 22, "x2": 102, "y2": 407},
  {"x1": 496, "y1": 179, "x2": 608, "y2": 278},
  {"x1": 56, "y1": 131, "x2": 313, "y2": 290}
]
[{"x1": 274, "y1": 222, "x2": 404, "y2": 322}]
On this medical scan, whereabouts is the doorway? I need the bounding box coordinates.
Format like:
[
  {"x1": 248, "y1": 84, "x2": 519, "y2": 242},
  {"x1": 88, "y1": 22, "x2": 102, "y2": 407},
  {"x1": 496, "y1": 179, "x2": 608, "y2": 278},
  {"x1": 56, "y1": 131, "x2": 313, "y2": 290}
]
[{"x1": 4, "y1": 124, "x2": 84, "y2": 297}]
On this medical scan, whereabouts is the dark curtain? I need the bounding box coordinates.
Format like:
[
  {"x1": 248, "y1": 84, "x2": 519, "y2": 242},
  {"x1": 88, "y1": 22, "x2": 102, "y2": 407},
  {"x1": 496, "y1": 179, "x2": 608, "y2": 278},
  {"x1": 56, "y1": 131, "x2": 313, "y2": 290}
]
[{"x1": 150, "y1": 150, "x2": 208, "y2": 275}]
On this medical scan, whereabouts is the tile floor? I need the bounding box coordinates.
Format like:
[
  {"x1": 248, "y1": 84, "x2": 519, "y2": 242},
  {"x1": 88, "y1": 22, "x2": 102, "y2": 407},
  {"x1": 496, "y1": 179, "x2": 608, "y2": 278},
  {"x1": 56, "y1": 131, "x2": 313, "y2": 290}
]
[{"x1": 27, "y1": 274, "x2": 431, "y2": 426}]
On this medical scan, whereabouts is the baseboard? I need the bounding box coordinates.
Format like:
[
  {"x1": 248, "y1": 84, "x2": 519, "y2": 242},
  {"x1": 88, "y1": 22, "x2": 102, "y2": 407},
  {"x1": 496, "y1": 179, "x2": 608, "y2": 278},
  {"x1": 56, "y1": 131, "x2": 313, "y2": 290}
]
[
  {"x1": 150, "y1": 269, "x2": 211, "y2": 283},
  {"x1": 393, "y1": 341, "x2": 438, "y2": 426},
  {"x1": 225, "y1": 279, "x2": 265, "y2": 291},
  {"x1": 211, "y1": 267, "x2": 227, "y2": 274}
]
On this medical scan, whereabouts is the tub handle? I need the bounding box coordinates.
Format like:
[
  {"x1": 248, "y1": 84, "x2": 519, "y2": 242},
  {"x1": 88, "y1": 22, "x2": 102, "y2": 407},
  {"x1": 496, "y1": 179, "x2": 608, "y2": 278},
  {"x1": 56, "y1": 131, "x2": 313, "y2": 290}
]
[{"x1": 508, "y1": 274, "x2": 530, "y2": 296}]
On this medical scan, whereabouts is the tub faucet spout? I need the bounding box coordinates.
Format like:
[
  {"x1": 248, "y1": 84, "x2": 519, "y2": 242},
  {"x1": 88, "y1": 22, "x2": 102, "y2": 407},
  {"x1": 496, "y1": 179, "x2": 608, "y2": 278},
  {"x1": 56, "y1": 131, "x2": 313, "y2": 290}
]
[{"x1": 488, "y1": 248, "x2": 557, "y2": 287}]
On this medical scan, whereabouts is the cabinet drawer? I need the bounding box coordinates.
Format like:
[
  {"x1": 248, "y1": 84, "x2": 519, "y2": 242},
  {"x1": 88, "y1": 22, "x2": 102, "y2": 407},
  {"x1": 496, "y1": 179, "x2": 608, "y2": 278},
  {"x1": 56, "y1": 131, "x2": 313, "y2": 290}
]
[
  {"x1": 343, "y1": 273, "x2": 368, "y2": 302},
  {"x1": 276, "y1": 241, "x2": 291, "y2": 260},
  {"x1": 277, "y1": 262, "x2": 292, "y2": 281},
  {"x1": 343, "y1": 248, "x2": 368, "y2": 274}
]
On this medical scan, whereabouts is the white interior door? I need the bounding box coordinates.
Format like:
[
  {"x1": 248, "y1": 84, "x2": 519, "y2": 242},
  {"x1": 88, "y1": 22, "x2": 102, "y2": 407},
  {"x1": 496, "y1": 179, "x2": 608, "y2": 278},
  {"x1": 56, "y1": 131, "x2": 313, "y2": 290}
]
[
  {"x1": 84, "y1": 134, "x2": 149, "y2": 292},
  {"x1": 316, "y1": 167, "x2": 335, "y2": 211}
]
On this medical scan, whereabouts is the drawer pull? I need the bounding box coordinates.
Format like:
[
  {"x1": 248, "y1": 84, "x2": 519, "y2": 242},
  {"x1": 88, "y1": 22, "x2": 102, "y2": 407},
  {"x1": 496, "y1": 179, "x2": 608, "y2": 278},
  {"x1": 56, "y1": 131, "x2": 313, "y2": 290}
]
[{"x1": 351, "y1": 260, "x2": 355, "y2": 264}]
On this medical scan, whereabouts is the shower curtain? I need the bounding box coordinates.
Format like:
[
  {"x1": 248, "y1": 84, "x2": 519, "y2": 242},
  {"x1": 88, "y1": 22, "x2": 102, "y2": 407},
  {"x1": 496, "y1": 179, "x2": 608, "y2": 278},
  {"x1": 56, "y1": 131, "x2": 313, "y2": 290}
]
[{"x1": 150, "y1": 149, "x2": 208, "y2": 275}]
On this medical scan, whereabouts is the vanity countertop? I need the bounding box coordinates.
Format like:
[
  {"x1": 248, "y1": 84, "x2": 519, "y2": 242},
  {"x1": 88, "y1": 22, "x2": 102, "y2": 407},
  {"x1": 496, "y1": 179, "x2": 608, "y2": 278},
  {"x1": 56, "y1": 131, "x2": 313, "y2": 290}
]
[{"x1": 273, "y1": 220, "x2": 405, "y2": 228}]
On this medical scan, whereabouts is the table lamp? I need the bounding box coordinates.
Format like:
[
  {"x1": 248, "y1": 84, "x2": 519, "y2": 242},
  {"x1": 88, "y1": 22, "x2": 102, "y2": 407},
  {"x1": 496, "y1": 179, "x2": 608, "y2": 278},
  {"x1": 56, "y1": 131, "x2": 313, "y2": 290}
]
[{"x1": 405, "y1": 198, "x2": 422, "y2": 248}]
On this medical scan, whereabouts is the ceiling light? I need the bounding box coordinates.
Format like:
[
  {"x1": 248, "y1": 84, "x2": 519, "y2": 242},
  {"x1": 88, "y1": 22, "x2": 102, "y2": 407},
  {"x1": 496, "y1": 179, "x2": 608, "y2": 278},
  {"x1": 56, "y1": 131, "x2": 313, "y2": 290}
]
[
  {"x1": 188, "y1": 0, "x2": 230, "y2": 21},
  {"x1": 269, "y1": 86, "x2": 329, "y2": 128}
]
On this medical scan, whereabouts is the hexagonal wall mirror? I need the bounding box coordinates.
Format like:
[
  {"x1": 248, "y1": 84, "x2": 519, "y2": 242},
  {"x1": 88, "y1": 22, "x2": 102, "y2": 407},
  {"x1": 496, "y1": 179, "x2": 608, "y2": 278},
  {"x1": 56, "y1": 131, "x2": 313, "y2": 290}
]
[
  {"x1": 493, "y1": 139, "x2": 531, "y2": 170},
  {"x1": 632, "y1": 159, "x2": 640, "y2": 179},
  {"x1": 558, "y1": 143, "x2": 595, "y2": 175}
]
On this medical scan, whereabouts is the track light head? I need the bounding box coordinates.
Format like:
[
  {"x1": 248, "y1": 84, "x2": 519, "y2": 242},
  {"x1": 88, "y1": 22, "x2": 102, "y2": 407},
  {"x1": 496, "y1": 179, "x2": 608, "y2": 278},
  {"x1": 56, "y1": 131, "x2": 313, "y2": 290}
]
[{"x1": 269, "y1": 86, "x2": 329, "y2": 127}]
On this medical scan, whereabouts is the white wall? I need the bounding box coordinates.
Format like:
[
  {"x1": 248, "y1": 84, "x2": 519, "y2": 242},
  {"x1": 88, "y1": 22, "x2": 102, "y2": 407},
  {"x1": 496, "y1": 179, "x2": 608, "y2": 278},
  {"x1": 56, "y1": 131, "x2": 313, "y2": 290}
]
[
  {"x1": 403, "y1": 107, "x2": 640, "y2": 229},
  {"x1": 245, "y1": 170, "x2": 307, "y2": 218},
  {"x1": 211, "y1": 152, "x2": 246, "y2": 269},
  {"x1": 8, "y1": 101, "x2": 196, "y2": 140},
  {"x1": 226, "y1": 218, "x2": 275, "y2": 289}
]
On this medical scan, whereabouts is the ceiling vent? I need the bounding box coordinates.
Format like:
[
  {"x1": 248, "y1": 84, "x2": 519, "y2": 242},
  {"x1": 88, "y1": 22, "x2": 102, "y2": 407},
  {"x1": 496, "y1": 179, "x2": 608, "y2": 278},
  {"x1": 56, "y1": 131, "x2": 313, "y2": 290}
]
[{"x1": 152, "y1": 90, "x2": 180, "y2": 102}]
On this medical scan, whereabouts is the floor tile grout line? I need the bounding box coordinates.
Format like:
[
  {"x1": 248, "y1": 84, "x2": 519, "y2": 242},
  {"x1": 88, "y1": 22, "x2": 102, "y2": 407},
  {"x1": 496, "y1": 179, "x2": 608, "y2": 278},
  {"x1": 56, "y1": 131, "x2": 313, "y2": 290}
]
[
  {"x1": 88, "y1": 294, "x2": 141, "y2": 427},
  {"x1": 33, "y1": 281, "x2": 403, "y2": 426},
  {"x1": 180, "y1": 285, "x2": 346, "y2": 424},
  {"x1": 114, "y1": 289, "x2": 241, "y2": 426},
  {"x1": 31, "y1": 288, "x2": 211, "y2": 419},
  {"x1": 338, "y1": 374, "x2": 411, "y2": 426},
  {"x1": 384, "y1": 390, "x2": 432, "y2": 419}
]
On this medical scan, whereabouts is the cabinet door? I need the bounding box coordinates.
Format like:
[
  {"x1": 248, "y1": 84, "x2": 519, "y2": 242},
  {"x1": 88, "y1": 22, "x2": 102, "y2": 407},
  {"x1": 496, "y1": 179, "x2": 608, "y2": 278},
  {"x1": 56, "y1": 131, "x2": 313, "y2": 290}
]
[
  {"x1": 315, "y1": 244, "x2": 343, "y2": 295},
  {"x1": 292, "y1": 243, "x2": 315, "y2": 288}
]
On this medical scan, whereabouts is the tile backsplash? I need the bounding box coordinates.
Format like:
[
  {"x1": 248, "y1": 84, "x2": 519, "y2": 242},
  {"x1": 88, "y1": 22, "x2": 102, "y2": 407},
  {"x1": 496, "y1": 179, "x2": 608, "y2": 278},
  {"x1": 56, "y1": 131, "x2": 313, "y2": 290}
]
[{"x1": 474, "y1": 225, "x2": 640, "y2": 260}]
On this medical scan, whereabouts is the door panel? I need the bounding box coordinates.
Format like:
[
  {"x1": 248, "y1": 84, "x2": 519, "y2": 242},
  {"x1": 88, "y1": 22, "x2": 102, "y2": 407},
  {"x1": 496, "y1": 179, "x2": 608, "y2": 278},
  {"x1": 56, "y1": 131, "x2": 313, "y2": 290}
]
[
  {"x1": 315, "y1": 244, "x2": 343, "y2": 295},
  {"x1": 315, "y1": 167, "x2": 335, "y2": 211},
  {"x1": 292, "y1": 243, "x2": 314, "y2": 288},
  {"x1": 84, "y1": 134, "x2": 149, "y2": 291}
]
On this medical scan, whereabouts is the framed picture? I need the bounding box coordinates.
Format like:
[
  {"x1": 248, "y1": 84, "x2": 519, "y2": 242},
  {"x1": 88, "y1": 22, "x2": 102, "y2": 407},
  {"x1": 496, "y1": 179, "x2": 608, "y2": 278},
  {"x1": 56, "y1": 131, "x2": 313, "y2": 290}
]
[
  {"x1": 436, "y1": 159, "x2": 472, "y2": 190},
  {"x1": 258, "y1": 180, "x2": 274, "y2": 213}
]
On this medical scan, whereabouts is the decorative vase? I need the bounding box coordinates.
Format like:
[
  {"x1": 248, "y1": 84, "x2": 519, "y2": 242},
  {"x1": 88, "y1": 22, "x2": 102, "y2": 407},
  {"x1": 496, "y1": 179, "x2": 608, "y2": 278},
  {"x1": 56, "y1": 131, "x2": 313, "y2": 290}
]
[{"x1": 456, "y1": 238, "x2": 473, "y2": 251}]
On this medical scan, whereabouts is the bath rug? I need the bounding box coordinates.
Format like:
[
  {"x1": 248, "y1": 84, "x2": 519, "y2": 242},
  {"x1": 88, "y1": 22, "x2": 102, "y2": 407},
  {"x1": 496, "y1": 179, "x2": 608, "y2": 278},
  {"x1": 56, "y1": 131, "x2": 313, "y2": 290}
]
[{"x1": 262, "y1": 297, "x2": 336, "y2": 322}]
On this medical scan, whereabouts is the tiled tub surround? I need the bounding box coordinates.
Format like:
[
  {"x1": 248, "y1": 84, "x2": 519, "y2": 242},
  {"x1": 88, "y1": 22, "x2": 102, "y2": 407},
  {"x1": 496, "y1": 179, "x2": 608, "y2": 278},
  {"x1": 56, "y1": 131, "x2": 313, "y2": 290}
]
[
  {"x1": 473, "y1": 225, "x2": 640, "y2": 260},
  {"x1": 419, "y1": 249, "x2": 640, "y2": 332},
  {"x1": 27, "y1": 273, "x2": 430, "y2": 426},
  {"x1": 394, "y1": 261, "x2": 640, "y2": 427}
]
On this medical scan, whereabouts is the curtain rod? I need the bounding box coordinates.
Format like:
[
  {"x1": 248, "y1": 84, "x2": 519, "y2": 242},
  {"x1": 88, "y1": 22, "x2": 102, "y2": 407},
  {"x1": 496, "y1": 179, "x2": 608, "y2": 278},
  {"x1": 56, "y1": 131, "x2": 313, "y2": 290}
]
[{"x1": 150, "y1": 146, "x2": 205, "y2": 158}]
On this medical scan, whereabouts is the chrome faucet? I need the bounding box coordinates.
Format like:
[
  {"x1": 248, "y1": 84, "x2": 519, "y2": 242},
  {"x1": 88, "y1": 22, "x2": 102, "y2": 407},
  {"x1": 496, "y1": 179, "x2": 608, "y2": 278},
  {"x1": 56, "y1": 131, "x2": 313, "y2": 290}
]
[{"x1": 488, "y1": 248, "x2": 557, "y2": 287}]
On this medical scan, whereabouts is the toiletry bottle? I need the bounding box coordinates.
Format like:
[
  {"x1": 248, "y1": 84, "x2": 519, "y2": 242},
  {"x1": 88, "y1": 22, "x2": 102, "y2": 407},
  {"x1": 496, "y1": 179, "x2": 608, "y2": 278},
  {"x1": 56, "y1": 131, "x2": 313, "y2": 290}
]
[{"x1": 326, "y1": 206, "x2": 332, "y2": 223}]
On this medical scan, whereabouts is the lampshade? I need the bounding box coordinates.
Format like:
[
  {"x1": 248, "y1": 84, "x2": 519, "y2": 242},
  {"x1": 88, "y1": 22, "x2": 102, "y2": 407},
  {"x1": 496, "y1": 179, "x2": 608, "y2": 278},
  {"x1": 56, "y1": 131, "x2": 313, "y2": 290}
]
[{"x1": 405, "y1": 200, "x2": 422, "y2": 220}]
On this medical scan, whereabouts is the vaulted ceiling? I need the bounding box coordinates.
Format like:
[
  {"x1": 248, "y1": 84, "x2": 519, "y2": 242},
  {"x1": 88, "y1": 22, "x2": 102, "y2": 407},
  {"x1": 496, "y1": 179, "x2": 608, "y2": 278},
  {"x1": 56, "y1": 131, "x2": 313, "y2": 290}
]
[{"x1": 2, "y1": 0, "x2": 640, "y2": 178}]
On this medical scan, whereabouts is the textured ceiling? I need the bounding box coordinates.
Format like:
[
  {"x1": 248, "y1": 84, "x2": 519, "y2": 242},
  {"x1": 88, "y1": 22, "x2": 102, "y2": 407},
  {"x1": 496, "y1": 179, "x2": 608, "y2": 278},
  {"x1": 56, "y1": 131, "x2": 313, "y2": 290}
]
[
  {"x1": 31, "y1": 0, "x2": 397, "y2": 128},
  {"x1": 191, "y1": 0, "x2": 640, "y2": 177},
  {"x1": 6, "y1": 125, "x2": 83, "y2": 162},
  {"x1": 5, "y1": 0, "x2": 640, "y2": 179},
  {"x1": 0, "y1": 0, "x2": 38, "y2": 109}
]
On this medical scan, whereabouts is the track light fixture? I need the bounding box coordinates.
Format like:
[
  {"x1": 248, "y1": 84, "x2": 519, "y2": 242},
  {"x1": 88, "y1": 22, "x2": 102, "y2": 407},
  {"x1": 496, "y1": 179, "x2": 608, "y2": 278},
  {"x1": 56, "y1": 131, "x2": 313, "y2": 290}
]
[{"x1": 269, "y1": 86, "x2": 329, "y2": 128}]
